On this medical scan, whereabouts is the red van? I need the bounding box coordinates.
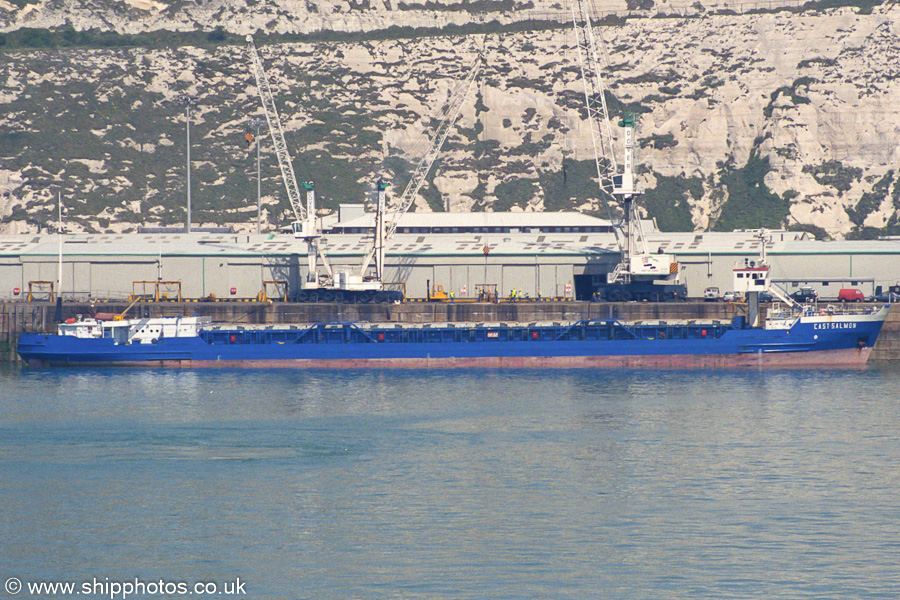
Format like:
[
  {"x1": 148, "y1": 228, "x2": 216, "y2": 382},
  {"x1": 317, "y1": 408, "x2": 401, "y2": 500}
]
[{"x1": 838, "y1": 288, "x2": 865, "y2": 302}]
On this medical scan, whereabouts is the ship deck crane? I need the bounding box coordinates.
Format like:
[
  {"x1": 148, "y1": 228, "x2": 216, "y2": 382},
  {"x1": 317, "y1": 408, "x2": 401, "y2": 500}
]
[
  {"x1": 246, "y1": 36, "x2": 333, "y2": 292},
  {"x1": 569, "y1": 0, "x2": 686, "y2": 302}
]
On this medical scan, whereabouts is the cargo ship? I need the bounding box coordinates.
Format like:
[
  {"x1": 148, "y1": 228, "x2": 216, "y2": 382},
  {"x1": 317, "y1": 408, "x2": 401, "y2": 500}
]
[{"x1": 16, "y1": 303, "x2": 890, "y2": 368}]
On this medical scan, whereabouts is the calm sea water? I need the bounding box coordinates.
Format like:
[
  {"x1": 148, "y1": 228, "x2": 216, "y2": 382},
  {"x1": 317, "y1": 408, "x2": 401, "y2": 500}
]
[{"x1": 2, "y1": 364, "x2": 900, "y2": 599}]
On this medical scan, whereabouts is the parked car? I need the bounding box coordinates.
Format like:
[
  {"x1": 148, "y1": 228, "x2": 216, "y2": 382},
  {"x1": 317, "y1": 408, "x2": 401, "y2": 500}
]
[
  {"x1": 704, "y1": 287, "x2": 720, "y2": 302},
  {"x1": 757, "y1": 291, "x2": 774, "y2": 303},
  {"x1": 723, "y1": 291, "x2": 743, "y2": 302},
  {"x1": 790, "y1": 287, "x2": 818, "y2": 303},
  {"x1": 873, "y1": 285, "x2": 900, "y2": 303},
  {"x1": 873, "y1": 291, "x2": 900, "y2": 303},
  {"x1": 838, "y1": 288, "x2": 865, "y2": 303}
]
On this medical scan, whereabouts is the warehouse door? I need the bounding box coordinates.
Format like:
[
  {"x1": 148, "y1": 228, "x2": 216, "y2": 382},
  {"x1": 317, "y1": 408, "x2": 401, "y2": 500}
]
[
  {"x1": 537, "y1": 265, "x2": 559, "y2": 299},
  {"x1": 228, "y1": 262, "x2": 263, "y2": 299},
  {"x1": 0, "y1": 264, "x2": 23, "y2": 299},
  {"x1": 574, "y1": 274, "x2": 596, "y2": 301},
  {"x1": 502, "y1": 265, "x2": 533, "y2": 298},
  {"x1": 433, "y1": 265, "x2": 453, "y2": 291},
  {"x1": 72, "y1": 262, "x2": 91, "y2": 299}
]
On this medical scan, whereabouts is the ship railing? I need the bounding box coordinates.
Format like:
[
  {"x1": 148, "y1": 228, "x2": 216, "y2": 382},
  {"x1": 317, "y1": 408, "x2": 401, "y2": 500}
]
[
  {"x1": 554, "y1": 320, "x2": 592, "y2": 341},
  {"x1": 768, "y1": 302, "x2": 883, "y2": 320},
  {"x1": 345, "y1": 322, "x2": 379, "y2": 344},
  {"x1": 309, "y1": 322, "x2": 389, "y2": 344},
  {"x1": 198, "y1": 319, "x2": 750, "y2": 345},
  {"x1": 293, "y1": 323, "x2": 325, "y2": 344},
  {"x1": 610, "y1": 320, "x2": 642, "y2": 340}
]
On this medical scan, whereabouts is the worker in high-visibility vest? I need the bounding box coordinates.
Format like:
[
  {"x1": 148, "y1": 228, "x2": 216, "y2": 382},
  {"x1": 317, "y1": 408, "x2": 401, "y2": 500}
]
[{"x1": 449, "y1": 290, "x2": 455, "y2": 303}]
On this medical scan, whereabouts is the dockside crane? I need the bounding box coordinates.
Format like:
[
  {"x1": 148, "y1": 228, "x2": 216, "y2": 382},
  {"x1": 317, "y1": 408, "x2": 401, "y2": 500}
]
[
  {"x1": 571, "y1": 0, "x2": 619, "y2": 210},
  {"x1": 569, "y1": 1, "x2": 686, "y2": 302},
  {"x1": 247, "y1": 38, "x2": 480, "y2": 302},
  {"x1": 246, "y1": 36, "x2": 334, "y2": 293},
  {"x1": 355, "y1": 54, "x2": 484, "y2": 290}
]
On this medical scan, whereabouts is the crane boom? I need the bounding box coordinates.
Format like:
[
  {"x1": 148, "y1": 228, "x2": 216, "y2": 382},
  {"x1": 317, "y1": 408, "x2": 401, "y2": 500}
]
[
  {"x1": 570, "y1": 0, "x2": 618, "y2": 201},
  {"x1": 246, "y1": 35, "x2": 305, "y2": 223},
  {"x1": 568, "y1": 1, "x2": 685, "y2": 301},
  {"x1": 246, "y1": 35, "x2": 333, "y2": 289},
  {"x1": 386, "y1": 55, "x2": 483, "y2": 240},
  {"x1": 358, "y1": 54, "x2": 483, "y2": 277}
]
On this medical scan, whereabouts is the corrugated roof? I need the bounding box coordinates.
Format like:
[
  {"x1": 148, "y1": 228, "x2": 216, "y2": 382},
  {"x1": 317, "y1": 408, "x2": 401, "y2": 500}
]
[
  {"x1": 2, "y1": 229, "x2": 900, "y2": 258},
  {"x1": 779, "y1": 239, "x2": 900, "y2": 254},
  {"x1": 331, "y1": 211, "x2": 615, "y2": 229}
]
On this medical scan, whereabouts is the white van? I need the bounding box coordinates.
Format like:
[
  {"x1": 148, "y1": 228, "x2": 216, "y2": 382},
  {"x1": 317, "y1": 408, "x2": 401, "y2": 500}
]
[{"x1": 703, "y1": 287, "x2": 720, "y2": 302}]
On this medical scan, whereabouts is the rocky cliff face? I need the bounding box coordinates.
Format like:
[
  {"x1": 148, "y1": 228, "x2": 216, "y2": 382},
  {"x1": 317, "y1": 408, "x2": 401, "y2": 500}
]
[
  {"x1": 0, "y1": 0, "x2": 624, "y2": 35},
  {"x1": 1, "y1": 0, "x2": 898, "y2": 238}
]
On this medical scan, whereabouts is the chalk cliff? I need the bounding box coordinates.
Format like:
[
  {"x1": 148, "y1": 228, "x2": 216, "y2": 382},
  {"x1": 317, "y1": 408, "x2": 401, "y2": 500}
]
[{"x1": 1, "y1": 0, "x2": 898, "y2": 238}]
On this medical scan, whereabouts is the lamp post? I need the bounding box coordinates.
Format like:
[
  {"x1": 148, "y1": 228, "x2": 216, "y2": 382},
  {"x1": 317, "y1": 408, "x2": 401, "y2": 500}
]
[
  {"x1": 179, "y1": 95, "x2": 198, "y2": 233},
  {"x1": 57, "y1": 190, "x2": 63, "y2": 301},
  {"x1": 248, "y1": 118, "x2": 267, "y2": 234}
]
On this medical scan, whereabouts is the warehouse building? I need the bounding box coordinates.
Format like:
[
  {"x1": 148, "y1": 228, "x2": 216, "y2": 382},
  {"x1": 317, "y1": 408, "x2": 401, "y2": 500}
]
[{"x1": 1, "y1": 211, "x2": 899, "y2": 302}]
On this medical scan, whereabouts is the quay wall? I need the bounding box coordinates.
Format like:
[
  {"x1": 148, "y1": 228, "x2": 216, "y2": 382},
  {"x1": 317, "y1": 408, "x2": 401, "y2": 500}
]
[{"x1": 3, "y1": 301, "x2": 898, "y2": 364}]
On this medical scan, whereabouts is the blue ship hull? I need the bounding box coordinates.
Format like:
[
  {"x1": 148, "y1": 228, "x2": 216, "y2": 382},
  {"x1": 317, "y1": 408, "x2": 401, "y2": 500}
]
[{"x1": 17, "y1": 313, "x2": 889, "y2": 369}]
